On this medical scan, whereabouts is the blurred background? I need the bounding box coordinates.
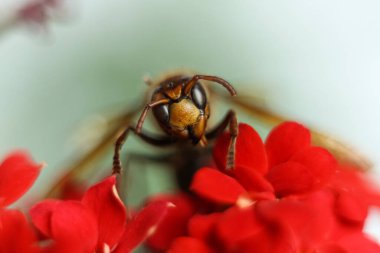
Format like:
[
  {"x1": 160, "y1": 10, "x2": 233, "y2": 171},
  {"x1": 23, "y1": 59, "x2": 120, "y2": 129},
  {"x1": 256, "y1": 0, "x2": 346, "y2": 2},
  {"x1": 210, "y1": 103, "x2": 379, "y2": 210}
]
[{"x1": 0, "y1": 0, "x2": 379, "y2": 242}]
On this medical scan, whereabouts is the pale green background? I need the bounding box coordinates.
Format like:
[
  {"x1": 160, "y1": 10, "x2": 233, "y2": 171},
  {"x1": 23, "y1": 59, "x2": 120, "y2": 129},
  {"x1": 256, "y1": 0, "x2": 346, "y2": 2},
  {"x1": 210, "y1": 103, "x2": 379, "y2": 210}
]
[{"x1": 0, "y1": 0, "x2": 379, "y2": 243}]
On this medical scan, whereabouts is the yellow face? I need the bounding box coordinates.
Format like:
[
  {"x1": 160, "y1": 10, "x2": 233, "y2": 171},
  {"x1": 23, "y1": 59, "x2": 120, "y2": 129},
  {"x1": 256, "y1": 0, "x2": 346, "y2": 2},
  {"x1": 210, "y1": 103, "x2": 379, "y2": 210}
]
[{"x1": 169, "y1": 99, "x2": 200, "y2": 130}]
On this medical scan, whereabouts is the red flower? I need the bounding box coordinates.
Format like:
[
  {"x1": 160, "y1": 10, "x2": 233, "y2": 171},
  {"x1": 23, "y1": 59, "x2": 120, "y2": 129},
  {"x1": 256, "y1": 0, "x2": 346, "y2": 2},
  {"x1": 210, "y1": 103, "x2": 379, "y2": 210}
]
[
  {"x1": 265, "y1": 122, "x2": 337, "y2": 195},
  {"x1": 265, "y1": 121, "x2": 311, "y2": 168},
  {"x1": 215, "y1": 204, "x2": 298, "y2": 253},
  {"x1": 31, "y1": 199, "x2": 98, "y2": 253},
  {"x1": 329, "y1": 166, "x2": 380, "y2": 227},
  {"x1": 0, "y1": 150, "x2": 43, "y2": 208},
  {"x1": 254, "y1": 190, "x2": 380, "y2": 253},
  {"x1": 187, "y1": 213, "x2": 221, "y2": 242},
  {"x1": 191, "y1": 122, "x2": 337, "y2": 205},
  {"x1": 213, "y1": 123, "x2": 268, "y2": 174},
  {"x1": 0, "y1": 209, "x2": 41, "y2": 253},
  {"x1": 165, "y1": 202, "x2": 299, "y2": 253},
  {"x1": 168, "y1": 237, "x2": 215, "y2": 253},
  {"x1": 82, "y1": 176, "x2": 127, "y2": 250},
  {"x1": 0, "y1": 151, "x2": 43, "y2": 253},
  {"x1": 0, "y1": 150, "x2": 172, "y2": 253},
  {"x1": 254, "y1": 191, "x2": 335, "y2": 252},
  {"x1": 165, "y1": 190, "x2": 380, "y2": 253},
  {"x1": 191, "y1": 168, "x2": 250, "y2": 205},
  {"x1": 146, "y1": 193, "x2": 198, "y2": 251},
  {"x1": 114, "y1": 200, "x2": 175, "y2": 253},
  {"x1": 165, "y1": 122, "x2": 380, "y2": 253},
  {"x1": 30, "y1": 175, "x2": 172, "y2": 253},
  {"x1": 1, "y1": 121, "x2": 377, "y2": 253}
]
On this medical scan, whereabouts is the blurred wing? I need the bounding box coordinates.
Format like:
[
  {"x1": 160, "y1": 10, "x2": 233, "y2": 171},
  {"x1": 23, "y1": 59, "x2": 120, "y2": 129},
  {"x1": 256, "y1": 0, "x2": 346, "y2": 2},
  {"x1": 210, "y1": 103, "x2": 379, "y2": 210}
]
[
  {"x1": 45, "y1": 104, "x2": 143, "y2": 198},
  {"x1": 210, "y1": 87, "x2": 373, "y2": 171}
]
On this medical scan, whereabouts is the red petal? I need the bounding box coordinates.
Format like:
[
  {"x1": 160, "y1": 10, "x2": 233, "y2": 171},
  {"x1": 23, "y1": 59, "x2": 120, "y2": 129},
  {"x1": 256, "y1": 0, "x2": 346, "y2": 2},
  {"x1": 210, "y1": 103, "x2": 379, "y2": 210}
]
[
  {"x1": 235, "y1": 165, "x2": 274, "y2": 193},
  {"x1": 168, "y1": 237, "x2": 215, "y2": 253},
  {"x1": 188, "y1": 213, "x2": 221, "y2": 241},
  {"x1": 330, "y1": 168, "x2": 380, "y2": 207},
  {"x1": 114, "y1": 200, "x2": 172, "y2": 253},
  {"x1": 42, "y1": 242, "x2": 89, "y2": 253},
  {"x1": 0, "y1": 209, "x2": 40, "y2": 253},
  {"x1": 213, "y1": 123, "x2": 268, "y2": 174},
  {"x1": 265, "y1": 122, "x2": 311, "y2": 168},
  {"x1": 237, "y1": 221, "x2": 297, "y2": 253},
  {"x1": 146, "y1": 194, "x2": 197, "y2": 251},
  {"x1": 191, "y1": 167, "x2": 246, "y2": 205},
  {"x1": 30, "y1": 199, "x2": 60, "y2": 237},
  {"x1": 256, "y1": 191, "x2": 335, "y2": 250},
  {"x1": 329, "y1": 168, "x2": 380, "y2": 226},
  {"x1": 82, "y1": 175, "x2": 127, "y2": 250},
  {"x1": 51, "y1": 201, "x2": 98, "y2": 252},
  {"x1": 0, "y1": 150, "x2": 42, "y2": 207},
  {"x1": 215, "y1": 205, "x2": 262, "y2": 251},
  {"x1": 266, "y1": 161, "x2": 314, "y2": 197},
  {"x1": 335, "y1": 191, "x2": 368, "y2": 224},
  {"x1": 316, "y1": 244, "x2": 348, "y2": 253},
  {"x1": 31, "y1": 200, "x2": 98, "y2": 252},
  {"x1": 330, "y1": 168, "x2": 365, "y2": 191},
  {"x1": 290, "y1": 146, "x2": 337, "y2": 189},
  {"x1": 337, "y1": 232, "x2": 380, "y2": 253},
  {"x1": 247, "y1": 191, "x2": 276, "y2": 201}
]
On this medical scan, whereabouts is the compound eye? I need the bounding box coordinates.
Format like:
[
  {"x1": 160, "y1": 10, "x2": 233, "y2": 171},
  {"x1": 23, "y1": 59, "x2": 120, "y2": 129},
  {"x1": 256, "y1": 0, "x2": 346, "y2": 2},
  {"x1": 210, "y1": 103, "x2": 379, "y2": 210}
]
[
  {"x1": 153, "y1": 104, "x2": 169, "y2": 123},
  {"x1": 191, "y1": 83, "x2": 207, "y2": 109}
]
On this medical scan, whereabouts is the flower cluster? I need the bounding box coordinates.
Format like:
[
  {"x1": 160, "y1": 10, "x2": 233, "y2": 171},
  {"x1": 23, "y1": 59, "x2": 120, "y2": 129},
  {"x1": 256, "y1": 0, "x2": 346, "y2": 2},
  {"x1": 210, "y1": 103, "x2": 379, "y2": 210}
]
[
  {"x1": 0, "y1": 151, "x2": 172, "y2": 253},
  {"x1": 0, "y1": 122, "x2": 379, "y2": 253},
  {"x1": 145, "y1": 122, "x2": 380, "y2": 253}
]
